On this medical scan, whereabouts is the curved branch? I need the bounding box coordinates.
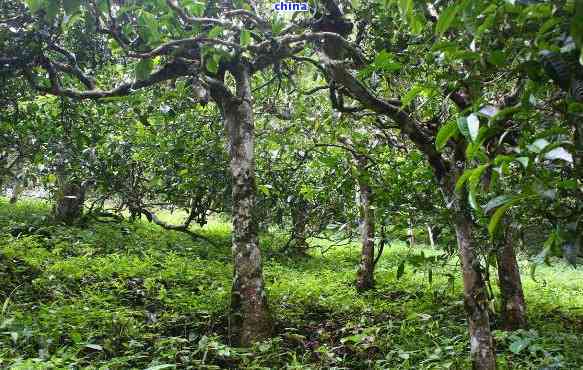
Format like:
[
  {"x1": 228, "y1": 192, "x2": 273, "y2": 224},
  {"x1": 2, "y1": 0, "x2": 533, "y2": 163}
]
[
  {"x1": 140, "y1": 208, "x2": 217, "y2": 246},
  {"x1": 27, "y1": 58, "x2": 191, "y2": 99}
]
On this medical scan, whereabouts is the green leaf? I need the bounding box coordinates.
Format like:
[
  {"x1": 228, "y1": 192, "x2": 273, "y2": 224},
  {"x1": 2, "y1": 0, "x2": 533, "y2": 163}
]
[
  {"x1": 467, "y1": 113, "x2": 480, "y2": 141},
  {"x1": 85, "y1": 344, "x2": 103, "y2": 351},
  {"x1": 63, "y1": 0, "x2": 80, "y2": 14},
  {"x1": 373, "y1": 50, "x2": 402, "y2": 72},
  {"x1": 544, "y1": 147, "x2": 573, "y2": 163},
  {"x1": 435, "y1": 121, "x2": 458, "y2": 150},
  {"x1": 457, "y1": 116, "x2": 470, "y2": 139},
  {"x1": 509, "y1": 338, "x2": 530, "y2": 354},
  {"x1": 398, "y1": 0, "x2": 413, "y2": 18},
  {"x1": 484, "y1": 195, "x2": 513, "y2": 214},
  {"x1": 487, "y1": 50, "x2": 506, "y2": 66},
  {"x1": 206, "y1": 55, "x2": 219, "y2": 74},
  {"x1": 396, "y1": 260, "x2": 405, "y2": 279},
  {"x1": 45, "y1": 0, "x2": 59, "y2": 21},
  {"x1": 515, "y1": 156, "x2": 529, "y2": 169},
  {"x1": 468, "y1": 189, "x2": 479, "y2": 211},
  {"x1": 436, "y1": 3, "x2": 460, "y2": 36},
  {"x1": 240, "y1": 29, "x2": 251, "y2": 47},
  {"x1": 402, "y1": 85, "x2": 424, "y2": 106},
  {"x1": 138, "y1": 11, "x2": 160, "y2": 44},
  {"x1": 144, "y1": 365, "x2": 176, "y2": 370},
  {"x1": 527, "y1": 138, "x2": 549, "y2": 153},
  {"x1": 271, "y1": 16, "x2": 285, "y2": 35},
  {"x1": 455, "y1": 168, "x2": 473, "y2": 193},
  {"x1": 135, "y1": 59, "x2": 153, "y2": 80},
  {"x1": 186, "y1": 1, "x2": 205, "y2": 17},
  {"x1": 468, "y1": 164, "x2": 489, "y2": 192},
  {"x1": 208, "y1": 25, "x2": 223, "y2": 38},
  {"x1": 26, "y1": 0, "x2": 43, "y2": 13},
  {"x1": 488, "y1": 203, "x2": 511, "y2": 237}
]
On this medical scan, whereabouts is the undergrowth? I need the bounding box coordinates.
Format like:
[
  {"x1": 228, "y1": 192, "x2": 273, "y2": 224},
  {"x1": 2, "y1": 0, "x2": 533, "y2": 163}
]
[{"x1": 0, "y1": 198, "x2": 582, "y2": 369}]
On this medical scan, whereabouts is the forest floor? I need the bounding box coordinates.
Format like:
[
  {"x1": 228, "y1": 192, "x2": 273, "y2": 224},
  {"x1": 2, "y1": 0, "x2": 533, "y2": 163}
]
[{"x1": 0, "y1": 198, "x2": 582, "y2": 369}]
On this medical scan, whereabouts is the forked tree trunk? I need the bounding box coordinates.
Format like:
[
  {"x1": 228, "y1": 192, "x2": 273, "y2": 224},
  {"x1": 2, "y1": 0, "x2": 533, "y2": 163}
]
[
  {"x1": 453, "y1": 202, "x2": 496, "y2": 370},
  {"x1": 219, "y1": 65, "x2": 272, "y2": 345},
  {"x1": 496, "y1": 224, "x2": 527, "y2": 330},
  {"x1": 291, "y1": 199, "x2": 309, "y2": 255},
  {"x1": 356, "y1": 157, "x2": 375, "y2": 291},
  {"x1": 53, "y1": 179, "x2": 85, "y2": 224}
]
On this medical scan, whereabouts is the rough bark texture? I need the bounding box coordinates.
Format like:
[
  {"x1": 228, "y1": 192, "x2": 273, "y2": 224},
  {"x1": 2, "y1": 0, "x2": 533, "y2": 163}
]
[
  {"x1": 453, "y1": 200, "x2": 496, "y2": 370},
  {"x1": 53, "y1": 180, "x2": 85, "y2": 224},
  {"x1": 496, "y1": 225, "x2": 527, "y2": 331},
  {"x1": 356, "y1": 157, "x2": 375, "y2": 291},
  {"x1": 407, "y1": 217, "x2": 415, "y2": 247},
  {"x1": 291, "y1": 199, "x2": 309, "y2": 255},
  {"x1": 315, "y1": 8, "x2": 494, "y2": 367},
  {"x1": 9, "y1": 181, "x2": 24, "y2": 204},
  {"x1": 220, "y1": 64, "x2": 272, "y2": 346}
]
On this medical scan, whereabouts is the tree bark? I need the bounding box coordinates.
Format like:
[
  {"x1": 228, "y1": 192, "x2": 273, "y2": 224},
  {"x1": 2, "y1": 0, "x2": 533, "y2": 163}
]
[
  {"x1": 356, "y1": 157, "x2": 375, "y2": 291},
  {"x1": 218, "y1": 64, "x2": 272, "y2": 346},
  {"x1": 453, "y1": 200, "x2": 496, "y2": 370},
  {"x1": 407, "y1": 216, "x2": 415, "y2": 247},
  {"x1": 9, "y1": 181, "x2": 24, "y2": 204},
  {"x1": 427, "y1": 224, "x2": 435, "y2": 248},
  {"x1": 496, "y1": 224, "x2": 527, "y2": 330},
  {"x1": 53, "y1": 178, "x2": 85, "y2": 224},
  {"x1": 290, "y1": 199, "x2": 309, "y2": 255}
]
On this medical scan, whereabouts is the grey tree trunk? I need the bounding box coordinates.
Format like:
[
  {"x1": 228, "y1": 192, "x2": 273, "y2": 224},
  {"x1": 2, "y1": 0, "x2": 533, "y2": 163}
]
[
  {"x1": 427, "y1": 224, "x2": 435, "y2": 248},
  {"x1": 9, "y1": 181, "x2": 24, "y2": 204},
  {"x1": 356, "y1": 157, "x2": 375, "y2": 291},
  {"x1": 496, "y1": 224, "x2": 527, "y2": 330},
  {"x1": 291, "y1": 199, "x2": 309, "y2": 255},
  {"x1": 407, "y1": 216, "x2": 415, "y2": 247},
  {"x1": 453, "y1": 202, "x2": 496, "y2": 370},
  {"x1": 53, "y1": 177, "x2": 86, "y2": 224},
  {"x1": 218, "y1": 64, "x2": 272, "y2": 345}
]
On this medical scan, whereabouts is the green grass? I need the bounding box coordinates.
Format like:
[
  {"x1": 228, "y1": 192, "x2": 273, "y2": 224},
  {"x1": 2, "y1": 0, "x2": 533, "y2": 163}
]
[{"x1": 0, "y1": 197, "x2": 582, "y2": 369}]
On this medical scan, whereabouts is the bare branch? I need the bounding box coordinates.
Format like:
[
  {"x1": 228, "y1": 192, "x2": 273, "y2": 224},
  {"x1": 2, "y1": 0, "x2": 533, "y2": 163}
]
[
  {"x1": 166, "y1": 0, "x2": 238, "y2": 29},
  {"x1": 27, "y1": 58, "x2": 192, "y2": 99},
  {"x1": 140, "y1": 208, "x2": 217, "y2": 246}
]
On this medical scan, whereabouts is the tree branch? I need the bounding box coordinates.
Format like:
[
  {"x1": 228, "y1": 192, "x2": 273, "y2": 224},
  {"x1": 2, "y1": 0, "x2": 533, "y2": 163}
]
[{"x1": 140, "y1": 208, "x2": 217, "y2": 246}]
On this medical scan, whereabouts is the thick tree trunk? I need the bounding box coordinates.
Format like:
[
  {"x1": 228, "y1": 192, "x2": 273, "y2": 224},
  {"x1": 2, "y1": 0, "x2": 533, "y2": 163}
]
[
  {"x1": 9, "y1": 181, "x2": 24, "y2": 204},
  {"x1": 220, "y1": 65, "x2": 272, "y2": 345},
  {"x1": 356, "y1": 158, "x2": 375, "y2": 291},
  {"x1": 453, "y1": 204, "x2": 496, "y2": 370},
  {"x1": 53, "y1": 179, "x2": 85, "y2": 224},
  {"x1": 496, "y1": 224, "x2": 527, "y2": 330},
  {"x1": 291, "y1": 199, "x2": 309, "y2": 255}
]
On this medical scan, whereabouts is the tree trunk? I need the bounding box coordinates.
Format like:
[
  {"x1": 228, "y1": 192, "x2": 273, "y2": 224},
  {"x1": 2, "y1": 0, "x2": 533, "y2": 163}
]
[
  {"x1": 53, "y1": 179, "x2": 85, "y2": 224},
  {"x1": 427, "y1": 224, "x2": 435, "y2": 248},
  {"x1": 219, "y1": 65, "x2": 272, "y2": 345},
  {"x1": 291, "y1": 199, "x2": 309, "y2": 255},
  {"x1": 407, "y1": 216, "x2": 415, "y2": 247},
  {"x1": 453, "y1": 204, "x2": 496, "y2": 370},
  {"x1": 356, "y1": 157, "x2": 375, "y2": 291},
  {"x1": 496, "y1": 224, "x2": 527, "y2": 330},
  {"x1": 9, "y1": 181, "x2": 24, "y2": 204}
]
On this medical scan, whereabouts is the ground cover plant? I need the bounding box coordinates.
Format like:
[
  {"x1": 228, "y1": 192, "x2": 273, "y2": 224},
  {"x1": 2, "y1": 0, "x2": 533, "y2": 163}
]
[
  {"x1": 1, "y1": 0, "x2": 582, "y2": 368},
  {"x1": 0, "y1": 198, "x2": 582, "y2": 369}
]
